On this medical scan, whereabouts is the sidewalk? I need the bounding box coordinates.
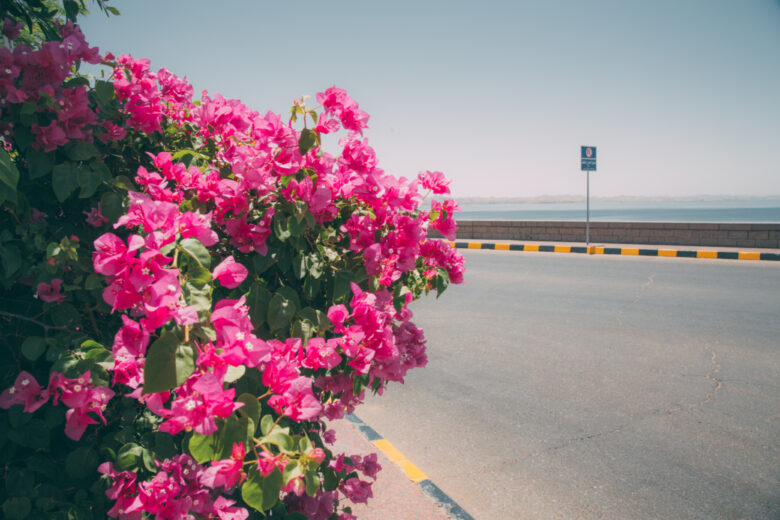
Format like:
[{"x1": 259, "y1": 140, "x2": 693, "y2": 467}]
[{"x1": 328, "y1": 417, "x2": 464, "y2": 520}]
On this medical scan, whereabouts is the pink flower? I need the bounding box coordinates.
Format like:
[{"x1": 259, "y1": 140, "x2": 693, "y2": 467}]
[
  {"x1": 0, "y1": 371, "x2": 49, "y2": 413},
  {"x1": 36, "y1": 278, "x2": 65, "y2": 303},
  {"x1": 31, "y1": 121, "x2": 68, "y2": 152},
  {"x1": 341, "y1": 477, "x2": 373, "y2": 503},
  {"x1": 212, "y1": 256, "x2": 248, "y2": 289},
  {"x1": 84, "y1": 203, "x2": 109, "y2": 227},
  {"x1": 200, "y1": 443, "x2": 245, "y2": 490},
  {"x1": 213, "y1": 497, "x2": 249, "y2": 520},
  {"x1": 418, "y1": 170, "x2": 451, "y2": 195}
]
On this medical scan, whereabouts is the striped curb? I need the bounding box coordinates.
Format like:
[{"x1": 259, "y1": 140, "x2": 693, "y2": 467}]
[
  {"x1": 446, "y1": 241, "x2": 780, "y2": 261},
  {"x1": 344, "y1": 414, "x2": 475, "y2": 520}
]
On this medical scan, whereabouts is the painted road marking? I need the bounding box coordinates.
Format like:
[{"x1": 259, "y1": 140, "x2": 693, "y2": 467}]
[
  {"x1": 444, "y1": 241, "x2": 779, "y2": 261},
  {"x1": 345, "y1": 414, "x2": 477, "y2": 520}
]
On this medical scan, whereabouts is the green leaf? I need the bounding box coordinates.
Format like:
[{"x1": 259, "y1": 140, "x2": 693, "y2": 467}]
[
  {"x1": 77, "y1": 164, "x2": 101, "y2": 198},
  {"x1": 179, "y1": 238, "x2": 211, "y2": 268},
  {"x1": 277, "y1": 286, "x2": 301, "y2": 309},
  {"x1": 218, "y1": 414, "x2": 253, "y2": 459},
  {"x1": 303, "y1": 276, "x2": 321, "y2": 300},
  {"x1": 85, "y1": 274, "x2": 104, "y2": 290},
  {"x1": 331, "y1": 270, "x2": 354, "y2": 304},
  {"x1": 26, "y1": 149, "x2": 53, "y2": 179},
  {"x1": 260, "y1": 414, "x2": 274, "y2": 436},
  {"x1": 262, "y1": 468, "x2": 283, "y2": 510},
  {"x1": 273, "y1": 216, "x2": 291, "y2": 242},
  {"x1": 306, "y1": 254, "x2": 324, "y2": 279},
  {"x1": 304, "y1": 471, "x2": 320, "y2": 497},
  {"x1": 252, "y1": 252, "x2": 276, "y2": 274},
  {"x1": 142, "y1": 332, "x2": 196, "y2": 394},
  {"x1": 292, "y1": 253, "x2": 306, "y2": 279},
  {"x1": 236, "y1": 393, "x2": 261, "y2": 426},
  {"x1": 0, "y1": 245, "x2": 21, "y2": 277},
  {"x1": 262, "y1": 428, "x2": 294, "y2": 453},
  {"x1": 225, "y1": 364, "x2": 246, "y2": 383},
  {"x1": 299, "y1": 307, "x2": 330, "y2": 332},
  {"x1": 188, "y1": 432, "x2": 219, "y2": 464},
  {"x1": 109, "y1": 175, "x2": 135, "y2": 191},
  {"x1": 298, "y1": 128, "x2": 317, "y2": 155},
  {"x1": 21, "y1": 336, "x2": 47, "y2": 361},
  {"x1": 247, "y1": 283, "x2": 272, "y2": 328},
  {"x1": 63, "y1": 0, "x2": 79, "y2": 20},
  {"x1": 291, "y1": 319, "x2": 315, "y2": 346},
  {"x1": 100, "y1": 191, "x2": 123, "y2": 221},
  {"x1": 0, "y1": 148, "x2": 20, "y2": 193},
  {"x1": 282, "y1": 460, "x2": 302, "y2": 483},
  {"x1": 182, "y1": 281, "x2": 212, "y2": 320},
  {"x1": 52, "y1": 163, "x2": 78, "y2": 202},
  {"x1": 94, "y1": 80, "x2": 114, "y2": 104},
  {"x1": 2, "y1": 497, "x2": 32, "y2": 520},
  {"x1": 65, "y1": 141, "x2": 99, "y2": 161},
  {"x1": 65, "y1": 447, "x2": 99, "y2": 480},
  {"x1": 187, "y1": 262, "x2": 212, "y2": 287},
  {"x1": 241, "y1": 467, "x2": 265, "y2": 512},
  {"x1": 267, "y1": 293, "x2": 296, "y2": 332},
  {"x1": 116, "y1": 443, "x2": 143, "y2": 471}
]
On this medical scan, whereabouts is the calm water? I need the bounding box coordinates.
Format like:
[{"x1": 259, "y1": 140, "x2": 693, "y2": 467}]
[{"x1": 457, "y1": 199, "x2": 780, "y2": 222}]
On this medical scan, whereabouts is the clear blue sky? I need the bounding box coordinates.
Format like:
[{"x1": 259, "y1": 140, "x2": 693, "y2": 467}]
[{"x1": 78, "y1": 0, "x2": 780, "y2": 199}]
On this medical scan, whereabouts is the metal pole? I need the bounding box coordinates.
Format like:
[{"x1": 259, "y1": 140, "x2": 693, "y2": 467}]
[{"x1": 586, "y1": 171, "x2": 590, "y2": 246}]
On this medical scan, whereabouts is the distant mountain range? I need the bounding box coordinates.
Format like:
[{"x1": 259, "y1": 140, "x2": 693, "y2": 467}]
[{"x1": 454, "y1": 195, "x2": 780, "y2": 204}]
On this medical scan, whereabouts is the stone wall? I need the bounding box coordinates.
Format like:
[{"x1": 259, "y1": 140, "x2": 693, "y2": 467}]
[{"x1": 442, "y1": 221, "x2": 780, "y2": 248}]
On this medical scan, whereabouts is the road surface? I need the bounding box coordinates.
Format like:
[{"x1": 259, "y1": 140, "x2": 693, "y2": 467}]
[{"x1": 358, "y1": 250, "x2": 780, "y2": 519}]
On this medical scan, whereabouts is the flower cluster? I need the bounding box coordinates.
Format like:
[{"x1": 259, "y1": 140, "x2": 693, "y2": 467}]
[
  {"x1": 0, "y1": 11, "x2": 464, "y2": 520},
  {"x1": 0, "y1": 370, "x2": 114, "y2": 440},
  {"x1": 0, "y1": 21, "x2": 101, "y2": 150}
]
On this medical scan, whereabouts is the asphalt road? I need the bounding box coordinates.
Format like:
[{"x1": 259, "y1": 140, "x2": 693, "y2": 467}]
[{"x1": 357, "y1": 250, "x2": 780, "y2": 520}]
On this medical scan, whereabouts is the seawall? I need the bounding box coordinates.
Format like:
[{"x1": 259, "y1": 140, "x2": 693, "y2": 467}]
[{"x1": 436, "y1": 221, "x2": 780, "y2": 248}]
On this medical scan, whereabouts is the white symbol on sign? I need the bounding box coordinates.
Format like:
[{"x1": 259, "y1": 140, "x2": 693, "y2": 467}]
[{"x1": 585, "y1": 147, "x2": 593, "y2": 158}]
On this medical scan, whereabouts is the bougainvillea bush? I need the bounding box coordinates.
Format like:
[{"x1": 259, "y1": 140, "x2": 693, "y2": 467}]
[{"x1": 0, "y1": 2, "x2": 464, "y2": 519}]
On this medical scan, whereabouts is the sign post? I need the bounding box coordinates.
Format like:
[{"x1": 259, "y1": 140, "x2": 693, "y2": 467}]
[{"x1": 580, "y1": 146, "x2": 597, "y2": 246}]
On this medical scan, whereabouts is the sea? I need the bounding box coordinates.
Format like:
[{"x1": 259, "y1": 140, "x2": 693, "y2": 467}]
[{"x1": 457, "y1": 199, "x2": 780, "y2": 223}]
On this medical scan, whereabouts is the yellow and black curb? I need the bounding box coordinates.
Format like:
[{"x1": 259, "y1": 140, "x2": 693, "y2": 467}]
[
  {"x1": 446, "y1": 241, "x2": 780, "y2": 261},
  {"x1": 345, "y1": 414, "x2": 475, "y2": 520}
]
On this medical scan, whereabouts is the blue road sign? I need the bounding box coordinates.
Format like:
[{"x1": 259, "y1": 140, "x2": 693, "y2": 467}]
[{"x1": 581, "y1": 146, "x2": 597, "y2": 171}]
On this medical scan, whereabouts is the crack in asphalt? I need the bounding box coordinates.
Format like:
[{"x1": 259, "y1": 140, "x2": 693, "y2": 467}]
[
  {"x1": 616, "y1": 273, "x2": 656, "y2": 326},
  {"x1": 688, "y1": 344, "x2": 722, "y2": 411}
]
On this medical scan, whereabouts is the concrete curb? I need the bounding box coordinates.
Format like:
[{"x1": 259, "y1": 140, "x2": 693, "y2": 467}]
[
  {"x1": 345, "y1": 414, "x2": 476, "y2": 520},
  {"x1": 447, "y1": 241, "x2": 780, "y2": 261}
]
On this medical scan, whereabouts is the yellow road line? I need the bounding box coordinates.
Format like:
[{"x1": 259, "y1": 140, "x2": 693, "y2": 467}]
[{"x1": 373, "y1": 439, "x2": 428, "y2": 483}]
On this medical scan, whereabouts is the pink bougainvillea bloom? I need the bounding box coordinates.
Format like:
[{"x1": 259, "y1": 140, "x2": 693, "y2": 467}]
[
  {"x1": 36, "y1": 278, "x2": 65, "y2": 303},
  {"x1": 418, "y1": 170, "x2": 451, "y2": 194},
  {"x1": 212, "y1": 496, "x2": 249, "y2": 520},
  {"x1": 212, "y1": 256, "x2": 248, "y2": 289},
  {"x1": 0, "y1": 371, "x2": 49, "y2": 413},
  {"x1": 341, "y1": 477, "x2": 373, "y2": 503},
  {"x1": 84, "y1": 203, "x2": 109, "y2": 227},
  {"x1": 200, "y1": 442, "x2": 245, "y2": 490}
]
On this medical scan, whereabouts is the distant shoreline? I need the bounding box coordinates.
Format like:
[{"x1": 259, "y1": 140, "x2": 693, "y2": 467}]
[{"x1": 453, "y1": 195, "x2": 780, "y2": 204}]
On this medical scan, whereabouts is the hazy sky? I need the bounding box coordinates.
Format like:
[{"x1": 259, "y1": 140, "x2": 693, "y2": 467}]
[{"x1": 78, "y1": 0, "x2": 780, "y2": 199}]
